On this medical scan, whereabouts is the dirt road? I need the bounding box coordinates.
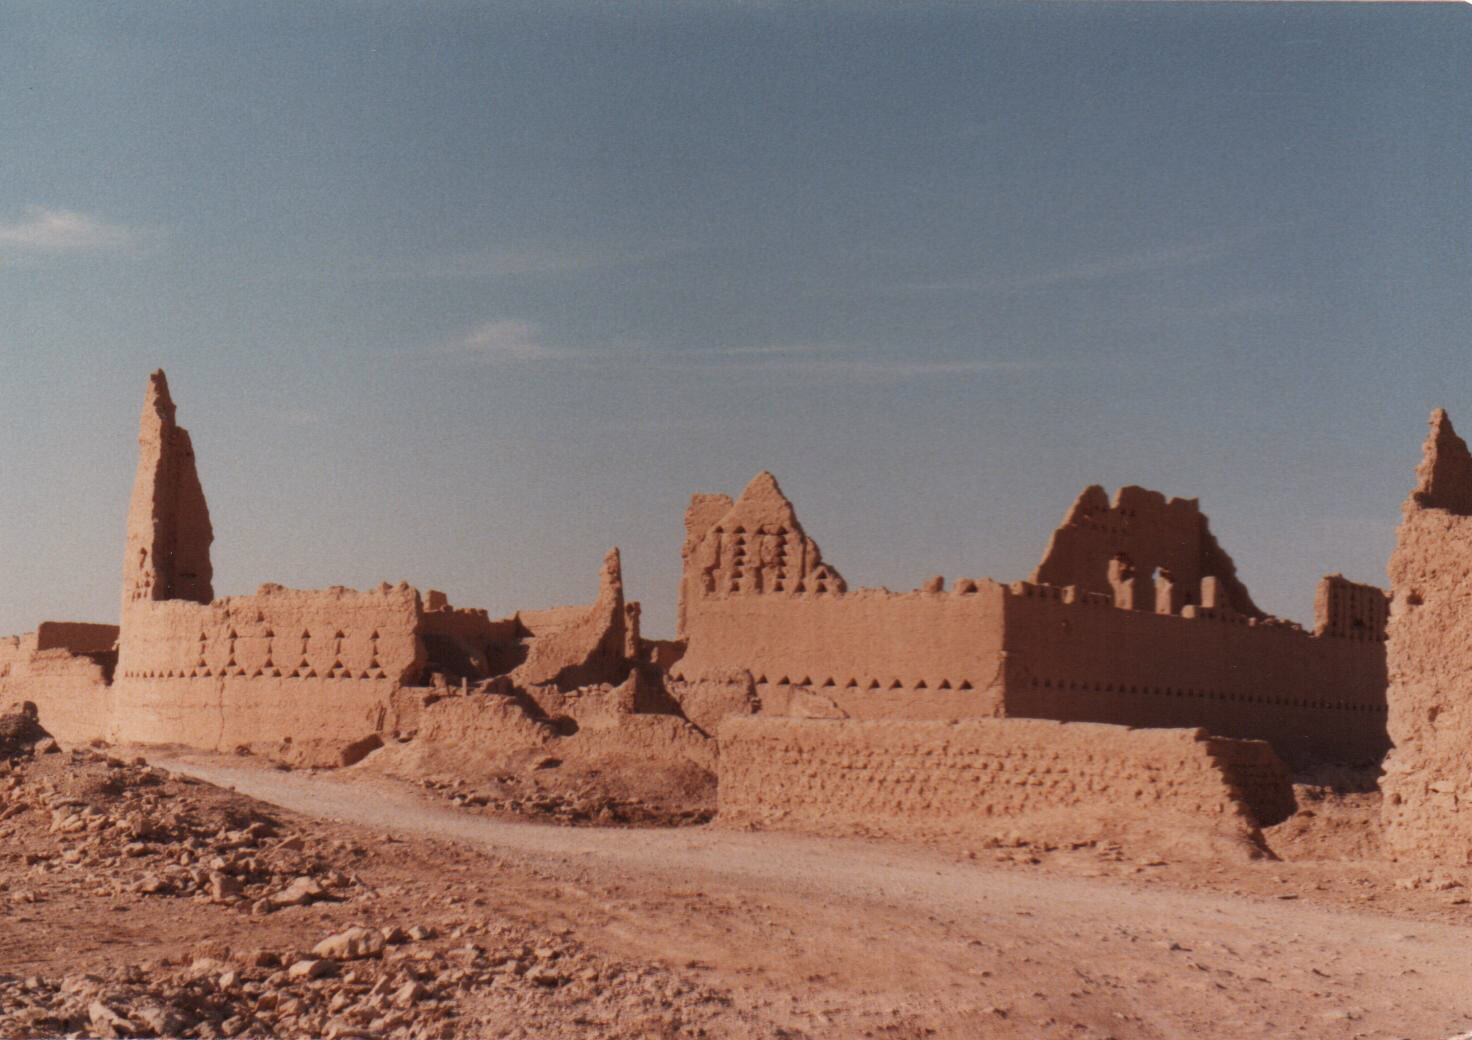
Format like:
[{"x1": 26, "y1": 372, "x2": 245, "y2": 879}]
[{"x1": 148, "y1": 756, "x2": 1472, "y2": 1040}]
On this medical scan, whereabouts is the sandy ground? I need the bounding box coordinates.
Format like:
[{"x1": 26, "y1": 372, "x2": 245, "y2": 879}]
[{"x1": 102, "y1": 751, "x2": 1472, "y2": 1040}]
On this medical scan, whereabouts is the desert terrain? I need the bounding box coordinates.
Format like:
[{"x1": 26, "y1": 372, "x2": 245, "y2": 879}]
[{"x1": 3, "y1": 728, "x2": 1470, "y2": 1040}]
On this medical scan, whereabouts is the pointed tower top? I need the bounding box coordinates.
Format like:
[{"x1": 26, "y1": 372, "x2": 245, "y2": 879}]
[
  {"x1": 600, "y1": 547, "x2": 624, "y2": 594},
  {"x1": 1411, "y1": 408, "x2": 1472, "y2": 516},
  {"x1": 121, "y1": 369, "x2": 214, "y2": 607},
  {"x1": 140, "y1": 369, "x2": 177, "y2": 434},
  {"x1": 743, "y1": 469, "x2": 782, "y2": 495}
]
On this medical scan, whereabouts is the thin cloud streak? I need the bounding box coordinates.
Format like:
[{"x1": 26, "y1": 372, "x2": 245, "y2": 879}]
[
  {"x1": 0, "y1": 206, "x2": 148, "y2": 255},
  {"x1": 897, "y1": 227, "x2": 1280, "y2": 295},
  {"x1": 339, "y1": 240, "x2": 691, "y2": 282},
  {"x1": 440, "y1": 321, "x2": 1049, "y2": 381}
]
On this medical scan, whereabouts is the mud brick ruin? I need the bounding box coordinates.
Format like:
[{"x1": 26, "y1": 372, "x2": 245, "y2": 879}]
[
  {"x1": 5, "y1": 367, "x2": 1450, "y2": 855},
  {"x1": 2, "y1": 372, "x2": 654, "y2": 768},
  {"x1": 674, "y1": 471, "x2": 1389, "y2": 764}
]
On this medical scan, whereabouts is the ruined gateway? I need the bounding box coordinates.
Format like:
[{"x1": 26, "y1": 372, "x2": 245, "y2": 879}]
[{"x1": 0, "y1": 369, "x2": 1412, "y2": 844}]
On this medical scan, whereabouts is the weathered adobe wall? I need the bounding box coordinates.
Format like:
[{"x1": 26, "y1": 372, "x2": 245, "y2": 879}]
[
  {"x1": 717, "y1": 717, "x2": 1292, "y2": 840},
  {"x1": 34, "y1": 622, "x2": 119, "y2": 655},
  {"x1": 679, "y1": 472, "x2": 1386, "y2": 763},
  {"x1": 0, "y1": 640, "x2": 114, "y2": 746},
  {"x1": 999, "y1": 580, "x2": 1388, "y2": 764},
  {"x1": 677, "y1": 471, "x2": 846, "y2": 639},
  {"x1": 109, "y1": 584, "x2": 424, "y2": 762},
  {"x1": 677, "y1": 471, "x2": 1006, "y2": 718},
  {"x1": 676, "y1": 584, "x2": 1008, "y2": 719},
  {"x1": 1, "y1": 625, "x2": 119, "y2": 745},
  {"x1": 117, "y1": 584, "x2": 425, "y2": 684},
  {"x1": 1381, "y1": 410, "x2": 1472, "y2": 863}
]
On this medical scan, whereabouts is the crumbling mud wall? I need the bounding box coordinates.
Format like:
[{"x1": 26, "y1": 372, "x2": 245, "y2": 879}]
[
  {"x1": 1031, "y1": 484, "x2": 1262, "y2": 617},
  {"x1": 678, "y1": 471, "x2": 1388, "y2": 763},
  {"x1": 41, "y1": 369, "x2": 657, "y2": 768},
  {"x1": 717, "y1": 717, "x2": 1292, "y2": 841},
  {"x1": 1382, "y1": 410, "x2": 1472, "y2": 862},
  {"x1": 511, "y1": 548, "x2": 634, "y2": 690},
  {"x1": 0, "y1": 629, "x2": 115, "y2": 744}
]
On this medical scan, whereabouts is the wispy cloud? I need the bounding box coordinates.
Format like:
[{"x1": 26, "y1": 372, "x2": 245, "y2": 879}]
[
  {"x1": 447, "y1": 320, "x2": 645, "y2": 364},
  {"x1": 439, "y1": 322, "x2": 1047, "y2": 381},
  {"x1": 454, "y1": 320, "x2": 588, "y2": 362},
  {"x1": 340, "y1": 239, "x2": 690, "y2": 282},
  {"x1": 0, "y1": 206, "x2": 149, "y2": 255},
  {"x1": 699, "y1": 342, "x2": 850, "y2": 358},
  {"x1": 898, "y1": 227, "x2": 1276, "y2": 295}
]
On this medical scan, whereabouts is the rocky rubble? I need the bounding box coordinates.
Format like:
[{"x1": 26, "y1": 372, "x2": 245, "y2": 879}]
[
  {"x1": 418, "y1": 775, "x2": 713, "y2": 828},
  {"x1": 0, "y1": 746, "x2": 361, "y2": 914},
  {"x1": 0, "y1": 743, "x2": 742, "y2": 1038},
  {"x1": 0, "y1": 914, "x2": 735, "y2": 1039},
  {"x1": 0, "y1": 700, "x2": 54, "y2": 758}
]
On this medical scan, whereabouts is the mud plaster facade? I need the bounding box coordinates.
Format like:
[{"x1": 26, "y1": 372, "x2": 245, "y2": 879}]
[
  {"x1": 1381, "y1": 410, "x2": 1472, "y2": 862},
  {"x1": 2, "y1": 372, "x2": 652, "y2": 767},
  {"x1": 676, "y1": 473, "x2": 1388, "y2": 763},
  {"x1": 717, "y1": 717, "x2": 1294, "y2": 842}
]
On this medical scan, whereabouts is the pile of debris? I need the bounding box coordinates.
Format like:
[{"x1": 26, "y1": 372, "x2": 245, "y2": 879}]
[
  {"x1": 1, "y1": 746, "x2": 361, "y2": 914},
  {"x1": 417, "y1": 775, "x2": 714, "y2": 828},
  {"x1": 0, "y1": 701, "x2": 55, "y2": 759},
  {"x1": 0, "y1": 917, "x2": 735, "y2": 1039}
]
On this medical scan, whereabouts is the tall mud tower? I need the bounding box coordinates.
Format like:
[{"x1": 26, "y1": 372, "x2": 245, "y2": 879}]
[
  {"x1": 1382, "y1": 408, "x2": 1472, "y2": 862},
  {"x1": 122, "y1": 370, "x2": 214, "y2": 607}
]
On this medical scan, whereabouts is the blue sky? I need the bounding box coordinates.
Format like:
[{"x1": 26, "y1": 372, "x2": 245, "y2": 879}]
[{"x1": 2, "y1": 2, "x2": 1469, "y2": 637}]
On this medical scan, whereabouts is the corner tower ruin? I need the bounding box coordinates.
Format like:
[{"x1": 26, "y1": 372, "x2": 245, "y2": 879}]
[
  {"x1": 1382, "y1": 408, "x2": 1472, "y2": 861},
  {"x1": 122, "y1": 370, "x2": 213, "y2": 606}
]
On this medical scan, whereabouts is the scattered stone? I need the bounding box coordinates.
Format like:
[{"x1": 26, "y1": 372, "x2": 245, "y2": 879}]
[{"x1": 313, "y1": 925, "x2": 386, "y2": 961}]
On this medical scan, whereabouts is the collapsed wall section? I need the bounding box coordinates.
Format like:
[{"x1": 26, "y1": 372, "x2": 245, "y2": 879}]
[
  {"x1": 717, "y1": 717, "x2": 1291, "y2": 841},
  {"x1": 1381, "y1": 410, "x2": 1472, "y2": 862},
  {"x1": 0, "y1": 629, "x2": 115, "y2": 745},
  {"x1": 511, "y1": 548, "x2": 634, "y2": 689},
  {"x1": 1030, "y1": 484, "x2": 1262, "y2": 617}
]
